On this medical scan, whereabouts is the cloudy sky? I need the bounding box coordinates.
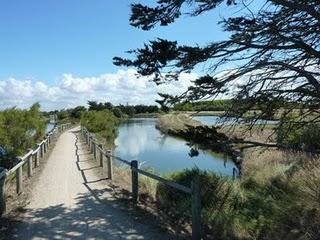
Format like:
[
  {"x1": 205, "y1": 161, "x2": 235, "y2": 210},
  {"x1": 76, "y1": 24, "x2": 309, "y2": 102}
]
[{"x1": 0, "y1": 0, "x2": 236, "y2": 110}]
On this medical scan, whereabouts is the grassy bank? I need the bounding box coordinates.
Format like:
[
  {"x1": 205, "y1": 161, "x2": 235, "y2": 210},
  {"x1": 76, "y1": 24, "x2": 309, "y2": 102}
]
[
  {"x1": 156, "y1": 114, "x2": 202, "y2": 133},
  {"x1": 157, "y1": 151, "x2": 320, "y2": 239}
]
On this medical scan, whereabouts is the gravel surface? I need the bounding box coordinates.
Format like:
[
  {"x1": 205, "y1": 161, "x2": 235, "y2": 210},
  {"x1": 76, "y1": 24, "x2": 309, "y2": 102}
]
[{"x1": 9, "y1": 127, "x2": 175, "y2": 240}]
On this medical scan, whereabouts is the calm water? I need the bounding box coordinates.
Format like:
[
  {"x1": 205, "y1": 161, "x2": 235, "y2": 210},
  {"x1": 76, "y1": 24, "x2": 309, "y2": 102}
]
[
  {"x1": 114, "y1": 118, "x2": 236, "y2": 176},
  {"x1": 46, "y1": 123, "x2": 55, "y2": 133}
]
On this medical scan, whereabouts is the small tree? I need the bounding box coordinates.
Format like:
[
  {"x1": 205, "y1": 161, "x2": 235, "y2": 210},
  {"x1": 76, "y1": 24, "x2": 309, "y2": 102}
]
[{"x1": 0, "y1": 103, "x2": 45, "y2": 168}]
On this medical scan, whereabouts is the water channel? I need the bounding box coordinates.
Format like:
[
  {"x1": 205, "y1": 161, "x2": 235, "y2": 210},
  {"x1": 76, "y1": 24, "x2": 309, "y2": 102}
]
[{"x1": 114, "y1": 117, "x2": 236, "y2": 176}]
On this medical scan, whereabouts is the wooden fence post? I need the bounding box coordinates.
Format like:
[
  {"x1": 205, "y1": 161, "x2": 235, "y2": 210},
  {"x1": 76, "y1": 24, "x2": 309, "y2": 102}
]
[
  {"x1": 46, "y1": 138, "x2": 49, "y2": 151},
  {"x1": 0, "y1": 168, "x2": 7, "y2": 216},
  {"x1": 90, "y1": 138, "x2": 94, "y2": 154},
  {"x1": 191, "y1": 176, "x2": 202, "y2": 240},
  {"x1": 93, "y1": 140, "x2": 97, "y2": 159},
  {"x1": 27, "y1": 152, "x2": 33, "y2": 177},
  {"x1": 40, "y1": 143, "x2": 44, "y2": 158},
  {"x1": 99, "y1": 144, "x2": 104, "y2": 167},
  {"x1": 89, "y1": 136, "x2": 92, "y2": 152},
  {"x1": 16, "y1": 158, "x2": 23, "y2": 194},
  {"x1": 131, "y1": 160, "x2": 138, "y2": 203},
  {"x1": 35, "y1": 145, "x2": 40, "y2": 167},
  {"x1": 106, "y1": 150, "x2": 113, "y2": 180},
  {"x1": 43, "y1": 140, "x2": 47, "y2": 154}
]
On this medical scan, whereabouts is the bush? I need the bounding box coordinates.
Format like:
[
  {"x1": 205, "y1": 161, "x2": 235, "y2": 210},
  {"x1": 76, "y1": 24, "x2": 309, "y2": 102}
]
[
  {"x1": 80, "y1": 110, "x2": 119, "y2": 143},
  {"x1": 0, "y1": 103, "x2": 46, "y2": 168},
  {"x1": 112, "y1": 107, "x2": 123, "y2": 118},
  {"x1": 277, "y1": 123, "x2": 320, "y2": 151}
]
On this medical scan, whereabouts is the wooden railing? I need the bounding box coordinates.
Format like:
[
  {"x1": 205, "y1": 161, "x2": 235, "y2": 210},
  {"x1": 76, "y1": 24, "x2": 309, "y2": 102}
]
[
  {"x1": 81, "y1": 126, "x2": 202, "y2": 240},
  {"x1": 0, "y1": 123, "x2": 71, "y2": 216}
]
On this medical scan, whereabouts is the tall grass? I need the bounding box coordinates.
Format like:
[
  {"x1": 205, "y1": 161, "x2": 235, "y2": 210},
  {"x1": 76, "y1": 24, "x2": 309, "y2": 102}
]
[{"x1": 154, "y1": 152, "x2": 320, "y2": 239}]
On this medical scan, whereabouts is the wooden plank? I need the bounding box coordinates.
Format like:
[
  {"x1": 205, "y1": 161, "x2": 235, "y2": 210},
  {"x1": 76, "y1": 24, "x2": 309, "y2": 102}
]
[
  {"x1": 135, "y1": 168, "x2": 192, "y2": 194},
  {"x1": 32, "y1": 146, "x2": 40, "y2": 155},
  {"x1": 20, "y1": 149, "x2": 33, "y2": 161},
  {"x1": 7, "y1": 148, "x2": 33, "y2": 175},
  {"x1": 111, "y1": 155, "x2": 131, "y2": 166}
]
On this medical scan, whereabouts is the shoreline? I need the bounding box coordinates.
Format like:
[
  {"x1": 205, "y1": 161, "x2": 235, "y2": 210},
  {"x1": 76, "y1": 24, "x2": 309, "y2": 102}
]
[{"x1": 155, "y1": 114, "x2": 242, "y2": 172}]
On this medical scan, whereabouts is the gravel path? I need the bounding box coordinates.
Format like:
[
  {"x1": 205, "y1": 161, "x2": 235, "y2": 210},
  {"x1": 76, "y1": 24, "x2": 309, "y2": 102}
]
[{"x1": 10, "y1": 127, "x2": 175, "y2": 240}]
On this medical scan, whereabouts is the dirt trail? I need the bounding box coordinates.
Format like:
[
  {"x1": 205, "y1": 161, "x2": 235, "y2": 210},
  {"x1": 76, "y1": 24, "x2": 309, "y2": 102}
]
[{"x1": 9, "y1": 127, "x2": 175, "y2": 240}]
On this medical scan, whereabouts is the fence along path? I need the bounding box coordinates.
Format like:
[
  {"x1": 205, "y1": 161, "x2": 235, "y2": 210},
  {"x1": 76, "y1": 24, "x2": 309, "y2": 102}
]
[
  {"x1": 0, "y1": 123, "x2": 71, "y2": 216},
  {"x1": 2, "y1": 127, "x2": 175, "y2": 240},
  {"x1": 81, "y1": 126, "x2": 202, "y2": 240}
]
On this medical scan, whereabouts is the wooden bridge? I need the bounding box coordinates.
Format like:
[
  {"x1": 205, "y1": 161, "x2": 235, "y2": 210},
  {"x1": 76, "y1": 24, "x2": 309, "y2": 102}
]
[{"x1": 0, "y1": 125, "x2": 202, "y2": 240}]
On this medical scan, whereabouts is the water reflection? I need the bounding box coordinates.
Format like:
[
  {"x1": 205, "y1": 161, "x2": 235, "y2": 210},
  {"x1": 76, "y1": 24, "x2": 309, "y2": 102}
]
[{"x1": 115, "y1": 118, "x2": 236, "y2": 176}]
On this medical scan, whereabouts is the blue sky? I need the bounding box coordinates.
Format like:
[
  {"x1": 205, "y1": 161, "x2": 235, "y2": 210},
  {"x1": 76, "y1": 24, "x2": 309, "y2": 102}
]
[{"x1": 0, "y1": 0, "x2": 236, "y2": 110}]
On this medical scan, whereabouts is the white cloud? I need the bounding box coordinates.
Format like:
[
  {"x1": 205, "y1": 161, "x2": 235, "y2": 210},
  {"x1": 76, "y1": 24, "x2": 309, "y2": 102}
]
[{"x1": 0, "y1": 69, "x2": 198, "y2": 111}]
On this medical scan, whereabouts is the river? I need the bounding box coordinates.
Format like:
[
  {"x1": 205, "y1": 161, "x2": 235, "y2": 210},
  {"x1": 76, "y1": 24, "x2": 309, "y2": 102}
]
[
  {"x1": 114, "y1": 118, "x2": 236, "y2": 176},
  {"x1": 46, "y1": 123, "x2": 55, "y2": 133}
]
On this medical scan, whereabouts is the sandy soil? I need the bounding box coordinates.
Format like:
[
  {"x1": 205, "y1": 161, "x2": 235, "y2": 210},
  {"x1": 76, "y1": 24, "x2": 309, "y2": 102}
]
[{"x1": 8, "y1": 127, "x2": 177, "y2": 240}]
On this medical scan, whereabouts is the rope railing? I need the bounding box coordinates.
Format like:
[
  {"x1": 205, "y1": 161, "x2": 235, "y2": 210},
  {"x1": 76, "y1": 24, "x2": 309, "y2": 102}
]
[
  {"x1": 0, "y1": 123, "x2": 72, "y2": 216},
  {"x1": 80, "y1": 125, "x2": 202, "y2": 239}
]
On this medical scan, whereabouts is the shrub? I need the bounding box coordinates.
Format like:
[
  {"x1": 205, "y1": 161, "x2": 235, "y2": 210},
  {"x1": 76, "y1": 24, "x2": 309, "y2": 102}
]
[
  {"x1": 80, "y1": 110, "x2": 119, "y2": 143},
  {"x1": 0, "y1": 103, "x2": 46, "y2": 168},
  {"x1": 277, "y1": 123, "x2": 320, "y2": 151}
]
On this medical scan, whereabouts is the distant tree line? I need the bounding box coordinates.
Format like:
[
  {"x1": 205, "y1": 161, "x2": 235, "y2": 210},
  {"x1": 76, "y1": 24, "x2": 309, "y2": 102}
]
[
  {"x1": 43, "y1": 101, "x2": 160, "y2": 123},
  {"x1": 173, "y1": 99, "x2": 304, "y2": 118},
  {"x1": 173, "y1": 99, "x2": 232, "y2": 112},
  {"x1": 87, "y1": 101, "x2": 159, "y2": 117}
]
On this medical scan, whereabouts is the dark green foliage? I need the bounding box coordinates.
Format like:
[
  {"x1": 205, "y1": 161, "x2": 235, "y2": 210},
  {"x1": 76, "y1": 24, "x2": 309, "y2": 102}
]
[
  {"x1": 117, "y1": 105, "x2": 136, "y2": 117},
  {"x1": 0, "y1": 103, "x2": 46, "y2": 168},
  {"x1": 57, "y1": 110, "x2": 69, "y2": 121},
  {"x1": 277, "y1": 123, "x2": 320, "y2": 152},
  {"x1": 88, "y1": 101, "x2": 113, "y2": 111},
  {"x1": 80, "y1": 110, "x2": 119, "y2": 143},
  {"x1": 173, "y1": 99, "x2": 232, "y2": 111},
  {"x1": 86, "y1": 101, "x2": 159, "y2": 117},
  {"x1": 112, "y1": 107, "x2": 123, "y2": 118},
  {"x1": 70, "y1": 106, "x2": 86, "y2": 119}
]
